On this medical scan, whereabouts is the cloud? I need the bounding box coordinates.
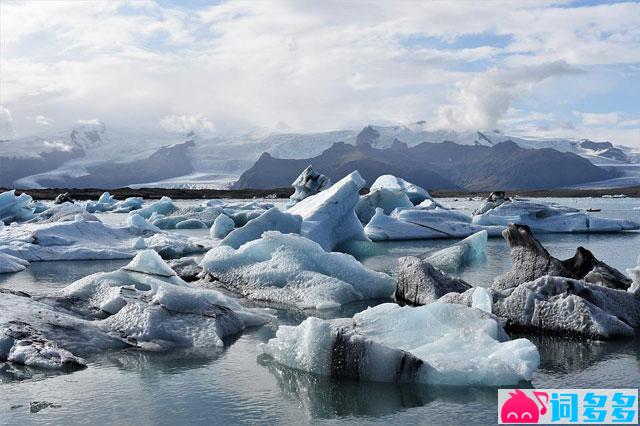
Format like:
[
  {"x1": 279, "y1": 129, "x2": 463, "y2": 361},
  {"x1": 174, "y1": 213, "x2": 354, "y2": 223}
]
[
  {"x1": 159, "y1": 113, "x2": 215, "y2": 136},
  {"x1": 0, "y1": 105, "x2": 16, "y2": 139},
  {"x1": 35, "y1": 115, "x2": 53, "y2": 125},
  {"x1": 432, "y1": 61, "x2": 582, "y2": 131},
  {"x1": 77, "y1": 119, "x2": 103, "y2": 125},
  {"x1": 577, "y1": 112, "x2": 619, "y2": 126},
  {"x1": 0, "y1": 0, "x2": 638, "y2": 145}
]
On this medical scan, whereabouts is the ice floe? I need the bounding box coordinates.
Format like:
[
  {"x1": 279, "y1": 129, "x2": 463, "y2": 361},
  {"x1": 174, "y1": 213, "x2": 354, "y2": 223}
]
[
  {"x1": 472, "y1": 195, "x2": 639, "y2": 233},
  {"x1": 364, "y1": 207, "x2": 503, "y2": 241},
  {"x1": 260, "y1": 303, "x2": 539, "y2": 386},
  {"x1": 0, "y1": 251, "x2": 269, "y2": 369},
  {"x1": 420, "y1": 230, "x2": 487, "y2": 272},
  {"x1": 85, "y1": 192, "x2": 143, "y2": 213},
  {"x1": 288, "y1": 171, "x2": 368, "y2": 251},
  {"x1": 221, "y1": 208, "x2": 302, "y2": 249},
  {"x1": 287, "y1": 165, "x2": 331, "y2": 208},
  {"x1": 0, "y1": 215, "x2": 208, "y2": 262},
  {"x1": 0, "y1": 252, "x2": 30, "y2": 274},
  {"x1": 201, "y1": 231, "x2": 395, "y2": 310},
  {"x1": 369, "y1": 175, "x2": 432, "y2": 205},
  {"x1": 355, "y1": 189, "x2": 413, "y2": 224}
]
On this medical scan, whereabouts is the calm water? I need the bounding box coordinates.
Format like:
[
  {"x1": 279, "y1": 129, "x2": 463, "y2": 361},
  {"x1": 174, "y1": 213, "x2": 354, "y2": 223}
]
[{"x1": 1, "y1": 197, "x2": 639, "y2": 425}]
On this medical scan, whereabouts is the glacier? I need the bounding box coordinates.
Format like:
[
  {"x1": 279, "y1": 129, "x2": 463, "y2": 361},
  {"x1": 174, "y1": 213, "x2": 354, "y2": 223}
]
[
  {"x1": 288, "y1": 171, "x2": 369, "y2": 251},
  {"x1": 260, "y1": 303, "x2": 539, "y2": 386},
  {"x1": 200, "y1": 231, "x2": 395, "y2": 310}
]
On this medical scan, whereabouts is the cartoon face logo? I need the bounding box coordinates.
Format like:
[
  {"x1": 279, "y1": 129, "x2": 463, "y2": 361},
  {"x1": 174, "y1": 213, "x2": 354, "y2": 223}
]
[{"x1": 501, "y1": 390, "x2": 548, "y2": 424}]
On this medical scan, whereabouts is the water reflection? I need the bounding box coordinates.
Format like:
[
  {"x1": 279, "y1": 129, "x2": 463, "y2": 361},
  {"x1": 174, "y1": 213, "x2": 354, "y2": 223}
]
[{"x1": 260, "y1": 356, "x2": 500, "y2": 419}]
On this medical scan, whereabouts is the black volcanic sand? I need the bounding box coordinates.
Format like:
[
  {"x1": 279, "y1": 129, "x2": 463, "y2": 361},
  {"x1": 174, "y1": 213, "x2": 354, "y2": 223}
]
[{"x1": 3, "y1": 185, "x2": 639, "y2": 200}]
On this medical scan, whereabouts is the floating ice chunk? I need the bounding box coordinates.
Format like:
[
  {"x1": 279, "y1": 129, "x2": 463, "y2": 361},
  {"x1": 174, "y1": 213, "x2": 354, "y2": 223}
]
[
  {"x1": 369, "y1": 175, "x2": 432, "y2": 205},
  {"x1": 287, "y1": 165, "x2": 331, "y2": 208},
  {"x1": 201, "y1": 231, "x2": 394, "y2": 309},
  {"x1": 0, "y1": 252, "x2": 29, "y2": 274},
  {"x1": 132, "y1": 237, "x2": 146, "y2": 249},
  {"x1": 288, "y1": 171, "x2": 368, "y2": 251},
  {"x1": 175, "y1": 219, "x2": 208, "y2": 229},
  {"x1": 472, "y1": 197, "x2": 639, "y2": 233},
  {"x1": 53, "y1": 192, "x2": 74, "y2": 204},
  {"x1": 112, "y1": 197, "x2": 144, "y2": 213},
  {"x1": 395, "y1": 256, "x2": 472, "y2": 306},
  {"x1": 365, "y1": 207, "x2": 502, "y2": 241},
  {"x1": 127, "y1": 213, "x2": 162, "y2": 233},
  {"x1": 628, "y1": 256, "x2": 640, "y2": 297},
  {"x1": 355, "y1": 188, "x2": 413, "y2": 224},
  {"x1": 30, "y1": 203, "x2": 99, "y2": 223},
  {"x1": 422, "y1": 230, "x2": 487, "y2": 272},
  {"x1": 85, "y1": 192, "x2": 117, "y2": 213},
  {"x1": 149, "y1": 206, "x2": 223, "y2": 229},
  {"x1": 0, "y1": 291, "x2": 123, "y2": 369},
  {"x1": 211, "y1": 214, "x2": 235, "y2": 239},
  {"x1": 135, "y1": 196, "x2": 178, "y2": 219},
  {"x1": 123, "y1": 249, "x2": 177, "y2": 277},
  {"x1": 472, "y1": 287, "x2": 492, "y2": 313},
  {"x1": 0, "y1": 219, "x2": 207, "y2": 262},
  {"x1": 221, "y1": 208, "x2": 302, "y2": 249},
  {"x1": 261, "y1": 303, "x2": 539, "y2": 386},
  {"x1": 0, "y1": 190, "x2": 36, "y2": 223}
]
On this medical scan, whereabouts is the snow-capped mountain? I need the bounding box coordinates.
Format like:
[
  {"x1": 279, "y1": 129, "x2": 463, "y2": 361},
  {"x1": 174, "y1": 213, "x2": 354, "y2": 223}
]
[{"x1": 1, "y1": 121, "x2": 637, "y2": 189}]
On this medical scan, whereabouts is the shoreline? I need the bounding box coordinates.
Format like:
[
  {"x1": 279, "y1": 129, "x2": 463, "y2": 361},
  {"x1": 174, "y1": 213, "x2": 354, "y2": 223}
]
[{"x1": 4, "y1": 185, "x2": 639, "y2": 200}]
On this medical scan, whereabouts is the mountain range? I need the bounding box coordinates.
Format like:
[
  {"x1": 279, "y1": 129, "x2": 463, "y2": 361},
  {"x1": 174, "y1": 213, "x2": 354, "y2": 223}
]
[{"x1": 1, "y1": 121, "x2": 638, "y2": 190}]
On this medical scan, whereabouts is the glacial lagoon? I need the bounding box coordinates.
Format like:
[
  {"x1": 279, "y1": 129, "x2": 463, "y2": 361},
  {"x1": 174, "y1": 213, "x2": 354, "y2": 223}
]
[{"x1": 1, "y1": 197, "x2": 639, "y2": 425}]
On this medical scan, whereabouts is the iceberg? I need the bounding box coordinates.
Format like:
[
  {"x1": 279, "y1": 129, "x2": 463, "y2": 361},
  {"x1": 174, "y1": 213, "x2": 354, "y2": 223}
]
[
  {"x1": 210, "y1": 214, "x2": 235, "y2": 239},
  {"x1": 0, "y1": 216, "x2": 208, "y2": 262},
  {"x1": 201, "y1": 231, "x2": 395, "y2": 310},
  {"x1": 472, "y1": 196, "x2": 639, "y2": 233},
  {"x1": 260, "y1": 303, "x2": 539, "y2": 386},
  {"x1": 369, "y1": 175, "x2": 432, "y2": 205},
  {"x1": 0, "y1": 252, "x2": 29, "y2": 274},
  {"x1": 0, "y1": 190, "x2": 36, "y2": 223},
  {"x1": 0, "y1": 251, "x2": 269, "y2": 369},
  {"x1": 628, "y1": 256, "x2": 640, "y2": 297},
  {"x1": 127, "y1": 213, "x2": 162, "y2": 233},
  {"x1": 29, "y1": 203, "x2": 100, "y2": 224},
  {"x1": 395, "y1": 256, "x2": 472, "y2": 306},
  {"x1": 85, "y1": 192, "x2": 117, "y2": 213},
  {"x1": 112, "y1": 197, "x2": 144, "y2": 213},
  {"x1": 135, "y1": 196, "x2": 178, "y2": 219},
  {"x1": 221, "y1": 208, "x2": 302, "y2": 249},
  {"x1": 493, "y1": 224, "x2": 632, "y2": 291},
  {"x1": 53, "y1": 192, "x2": 74, "y2": 205},
  {"x1": 364, "y1": 207, "x2": 503, "y2": 241},
  {"x1": 355, "y1": 189, "x2": 413, "y2": 224},
  {"x1": 149, "y1": 206, "x2": 222, "y2": 229},
  {"x1": 288, "y1": 171, "x2": 368, "y2": 251},
  {"x1": 421, "y1": 230, "x2": 487, "y2": 272},
  {"x1": 287, "y1": 165, "x2": 331, "y2": 208}
]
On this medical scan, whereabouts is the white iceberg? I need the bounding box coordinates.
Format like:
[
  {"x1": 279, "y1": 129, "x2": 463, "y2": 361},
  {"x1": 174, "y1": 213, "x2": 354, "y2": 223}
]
[
  {"x1": 288, "y1": 171, "x2": 368, "y2": 251},
  {"x1": 112, "y1": 197, "x2": 144, "y2": 213},
  {"x1": 30, "y1": 203, "x2": 99, "y2": 223},
  {"x1": 0, "y1": 190, "x2": 36, "y2": 223},
  {"x1": 201, "y1": 231, "x2": 395, "y2": 310},
  {"x1": 364, "y1": 207, "x2": 503, "y2": 241},
  {"x1": 355, "y1": 188, "x2": 413, "y2": 224},
  {"x1": 127, "y1": 213, "x2": 162, "y2": 233},
  {"x1": 85, "y1": 192, "x2": 117, "y2": 213},
  {"x1": 260, "y1": 303, "x2": 539, "y2": 386},
  {"x1": 0, "y1": 216, "x2": 208, "y2": 262},
  {"x1": 369, "y1": 175, "x2": 433, "y2": 205},
  {"x1": 149, "y1": 206, "x2": 223, "y2": 229},
  {"x1": 628, "y1": 256, "x2": 640, "y2": 297},
  {"x1": 221, "y1": 207, "x2": 302, "y2": 249},
  {"x1": 422, "y1": 230, "x2": 487, "y2": 272},
  {"x1": 0, "y1": 252, "x2": 29, "y2": 274},
  {"x1": 210, "y1": 214, "x2": 235, "y2": 239},
  {"x1": 287, "y1": 165, "x2": 331, "y2": 208},
  {"x1": 473, "y1": 198, "x2": 639, "y2": 233},
  {"x1": 135, "y1": 196, "x2": 178, "y2": 219}
]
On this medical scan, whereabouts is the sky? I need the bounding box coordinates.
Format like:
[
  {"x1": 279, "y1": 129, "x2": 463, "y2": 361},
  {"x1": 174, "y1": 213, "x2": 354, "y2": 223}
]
[{"x1": 0, "y1": 0, "x2": 639, "y2": 147}]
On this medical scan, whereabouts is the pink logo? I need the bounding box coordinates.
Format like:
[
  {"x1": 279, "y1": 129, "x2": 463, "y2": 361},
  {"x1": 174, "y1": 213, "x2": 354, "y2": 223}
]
[{"x1": 501, "y1": 390, "x2": 549, "y2": 423}]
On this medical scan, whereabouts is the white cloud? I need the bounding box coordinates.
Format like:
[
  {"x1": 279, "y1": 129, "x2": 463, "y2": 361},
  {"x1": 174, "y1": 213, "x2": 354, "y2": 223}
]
[
  {"x1": 0, "y1": 0, "x2": 638, "y2": 146},
  {"x1": 0, "y1": 105, "x2": 16, "y2": 139},
  {"x1": 159, "y1": 113, "x2": 215, "y2": 136},
  {"x1": 578, "y1": 112, "x2": 620, "y2": 126},
  {"x1": 77, "y1": 119, "x2": 103, "y2": 125},
  {"x1": 35, "y1": 115, "x2": 53, "y2": 125},
  {"x1": 432, "y1": 61, "x2": 582, "y2": 131}
]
